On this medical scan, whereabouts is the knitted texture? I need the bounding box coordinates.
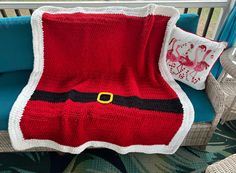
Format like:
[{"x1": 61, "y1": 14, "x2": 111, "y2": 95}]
[{"x1": 9, "y1": 5, "x2": 194, "y2": 154}]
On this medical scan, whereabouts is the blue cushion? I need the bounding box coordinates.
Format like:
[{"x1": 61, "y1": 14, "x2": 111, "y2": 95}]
[
  {"x1": 0, "y1": 16, "x2": 33, "y2": 73},
  {"x1": 0, "y1": 71, "x2": 214, "y2": 130},
  {"x1": 0, "y1": 70, "x2": 31, "y2": 130},
  {"x1": 178, "y1": 81, "x2": 215, "y2": 122},
  {"x1": 0, "y1": 15, "x2": 199, "y2": 73},
  {"x1": 211, "y1": 57, "x2": 222, "y2": 78},
  {"x1": 177, "y1": 13, "x2": 199, "y2": 34},
  {"x1": 0, "y1": 14, "x2": 209, "y2": 131},
  {"x1": 176, "y1": 13, "x2": 215, "y2": 123},
  {"x1": 176, "y1": 14, "x2": 215, "y2": 122}
]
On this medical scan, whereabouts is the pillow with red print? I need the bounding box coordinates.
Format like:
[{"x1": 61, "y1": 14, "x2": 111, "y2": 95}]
[{"x1": 166, "y1": 27, "x2": 227, "y2": 90}]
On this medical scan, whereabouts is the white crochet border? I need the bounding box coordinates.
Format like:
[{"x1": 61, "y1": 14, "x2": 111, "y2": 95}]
[{"x1": 8, "y1": 4, "x2": 194, "y2": 154}]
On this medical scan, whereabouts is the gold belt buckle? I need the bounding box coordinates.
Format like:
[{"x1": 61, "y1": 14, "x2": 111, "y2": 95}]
[{"x1": 97, "y1": 92, "x2": 113, "y2": 104}]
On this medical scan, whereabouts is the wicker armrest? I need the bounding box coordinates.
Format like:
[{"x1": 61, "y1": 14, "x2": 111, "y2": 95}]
[
  {"x1": 206, "y1": 154, "x2": 236, "y2": 173},
  {"x1": 206, "y1": 73, "x2": 225, "y2": 115}
]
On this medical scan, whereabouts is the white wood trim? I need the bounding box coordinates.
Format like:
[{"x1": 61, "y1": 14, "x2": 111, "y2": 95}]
[
  {"x1": 0, "y1": 0, "x2": 229, "y2": 9},
  {"x1": 0, "y1": 0, "x2": 230, "y2": 38}
]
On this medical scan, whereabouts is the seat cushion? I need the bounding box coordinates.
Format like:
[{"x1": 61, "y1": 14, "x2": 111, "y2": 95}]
[
  {"x1": 0, "y1": 14, "x2": 206, "y2": 131},
  {"x1": 0, "y1": 70, "x2": 31, "y2": 130},
  {"x1": 178, "y1": 81, "x2": 215, "y2": 122},
  {"x1": 0, "y1": 16, "x2": 33, "y2": 73},
  {"x1": 176, "y1": 13, "x2": 199, "y2": 34},
  {"x1": 0, "y1": 14, "x2": 198, "y2": 73},
  {"x1": 0, "y1": 72, "x2": 214, "y2": 130}
]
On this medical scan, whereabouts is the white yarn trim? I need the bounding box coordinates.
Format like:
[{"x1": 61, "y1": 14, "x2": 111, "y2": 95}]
[{"x1": 9, "y1": 4, "x2": 194, "y2": 154}]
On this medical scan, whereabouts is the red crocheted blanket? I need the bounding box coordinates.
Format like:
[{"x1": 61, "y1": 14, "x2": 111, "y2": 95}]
[{"x1": 9, "y1": 5, "x2": 194, "y2": 154}]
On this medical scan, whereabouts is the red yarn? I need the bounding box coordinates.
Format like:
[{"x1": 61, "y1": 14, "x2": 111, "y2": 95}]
[{"x1": 20, "y1": 13, "x2": 183, "y2": 147}]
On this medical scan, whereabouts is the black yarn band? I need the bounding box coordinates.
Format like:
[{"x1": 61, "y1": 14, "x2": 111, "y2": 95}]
[{"x1": 30, "y1": 90, "x2": 183, "y2": 113}]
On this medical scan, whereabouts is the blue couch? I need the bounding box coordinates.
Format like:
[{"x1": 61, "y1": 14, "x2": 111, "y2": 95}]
[{"x1": 0, "y1": 14, "x2": 225, "y2": 151}]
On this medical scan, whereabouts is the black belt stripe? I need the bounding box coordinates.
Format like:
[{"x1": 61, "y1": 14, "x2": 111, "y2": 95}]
[{"x1": 30, "y1": 90, "x2": 183, "y2": 113}]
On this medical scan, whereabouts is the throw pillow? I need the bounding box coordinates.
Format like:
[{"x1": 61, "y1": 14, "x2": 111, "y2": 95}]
[{"x1": 167, "y1": 27, "x2": 227, "y2": 90}]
